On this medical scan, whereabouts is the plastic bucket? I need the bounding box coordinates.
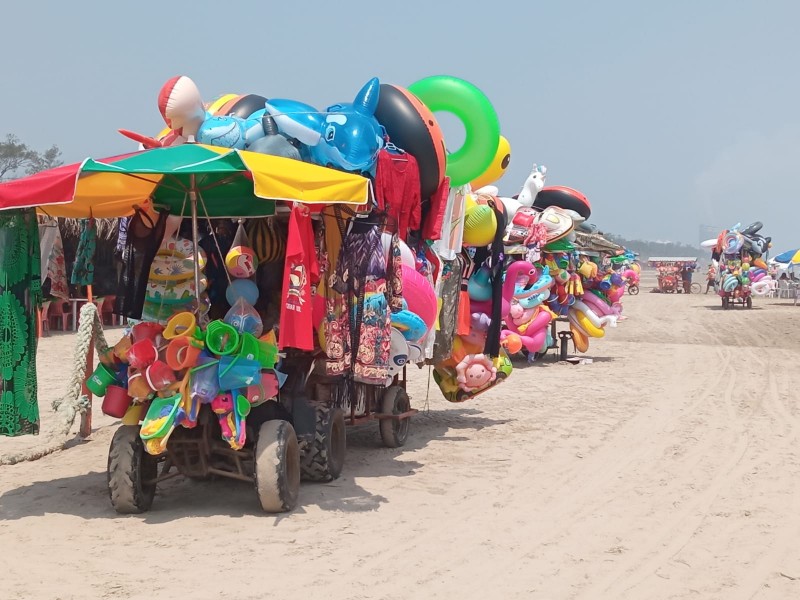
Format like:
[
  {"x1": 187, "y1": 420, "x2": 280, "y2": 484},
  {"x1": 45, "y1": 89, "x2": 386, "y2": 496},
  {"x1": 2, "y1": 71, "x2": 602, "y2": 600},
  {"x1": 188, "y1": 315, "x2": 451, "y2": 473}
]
[
  {"x1": 218, "y1": 355, "x2": 261, "y2": 390},
  {"x1": 102, "y1": 385, "x2": 132, "y2": 418},
  {"x1": 190, "y1": 356, "x2": 221, "y2": 403},
  {"x1": 166, "y1": 336, "x2": 202, "y2": 371},
  {"x1": 246, "y1": 371, "x2": 280, "y2": 406},
  {"x1": 238, "y1": 332, "x2": 278, "y2": 369},
  {"x1": 144, "y1": 360, "x2": 177, "y2": 393},
  {"x1": 86, "y1": 362, "x2": 119, "y2": 396},
  {"x1": 127, "y1": 339, "x2": 158, "y2": 369},
  {"x1": 127, "y1": 368, "x2": 153, "y2": 399},
  {"x1": 131, "y1": 321, "x2": 164, "y2": 344},
  {"x1": 205, "y1": 320, "x2": 241, "y2": 356},
  {"x1": 163, "y1": 311, "x2": 200, "y2": 340}
]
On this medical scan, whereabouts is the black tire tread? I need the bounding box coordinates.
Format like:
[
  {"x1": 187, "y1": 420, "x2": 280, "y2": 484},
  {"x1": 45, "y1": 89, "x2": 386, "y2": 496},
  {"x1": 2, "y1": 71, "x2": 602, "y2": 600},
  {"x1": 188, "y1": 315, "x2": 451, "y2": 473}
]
[
  {"x1": 107, "y1": 425, "x2": 157, "y2": 514},
  {"x1": 300, "y1": 406, "x2": 346, "y2": 482},
  {"x1": 254, "y1": 420, "x2": 300, "y2": 513}
]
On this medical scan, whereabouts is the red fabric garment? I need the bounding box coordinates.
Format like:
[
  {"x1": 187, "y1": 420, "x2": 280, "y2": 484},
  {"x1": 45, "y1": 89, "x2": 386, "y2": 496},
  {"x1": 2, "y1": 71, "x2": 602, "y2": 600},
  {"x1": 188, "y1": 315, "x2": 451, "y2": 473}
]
[
  {"x1": 279, "y1": 205, "x2": 319, "y2": 351},
  {"x1": 421, "y1": 176, "x2": 450, "y2": 242},
  {"x1": 374, "y1": 149, "x2": 421, "y2": 241}
]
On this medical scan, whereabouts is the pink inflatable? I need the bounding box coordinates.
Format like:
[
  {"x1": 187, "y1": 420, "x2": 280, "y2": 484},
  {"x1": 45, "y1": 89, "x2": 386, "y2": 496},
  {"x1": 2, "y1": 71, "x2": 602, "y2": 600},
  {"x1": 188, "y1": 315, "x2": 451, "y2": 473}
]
[{"x1": 401, "y1": 265, "x2": 437, "y2": 331}]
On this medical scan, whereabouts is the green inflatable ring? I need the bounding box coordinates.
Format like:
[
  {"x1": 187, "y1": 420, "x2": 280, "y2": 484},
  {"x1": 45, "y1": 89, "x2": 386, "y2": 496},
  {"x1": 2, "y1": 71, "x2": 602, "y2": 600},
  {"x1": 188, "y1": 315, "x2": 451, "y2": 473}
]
[{"x1": 408, "y1": 76, "x2": 500, "y2": 187}]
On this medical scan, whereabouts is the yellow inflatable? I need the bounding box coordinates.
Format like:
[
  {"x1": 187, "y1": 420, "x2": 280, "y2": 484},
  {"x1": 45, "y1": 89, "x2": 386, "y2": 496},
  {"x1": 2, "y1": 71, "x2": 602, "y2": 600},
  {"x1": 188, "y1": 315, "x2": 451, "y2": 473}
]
[
  {"x1": 462, "y1": 194, "x2": 497, "y2": 247},
  {"x1": 470, "y1": 135, "x2": 511, "y2": 189}
]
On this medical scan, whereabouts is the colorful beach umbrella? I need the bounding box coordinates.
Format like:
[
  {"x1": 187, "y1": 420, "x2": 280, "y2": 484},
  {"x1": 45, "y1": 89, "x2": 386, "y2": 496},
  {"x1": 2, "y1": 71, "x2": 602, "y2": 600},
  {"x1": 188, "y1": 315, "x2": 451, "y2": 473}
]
[
  {"x1": 0, "y1": 144, "x2": 371, "y2": 218},
  {"x1": 773, "y1": 248, "x2": 800, "y2": 264}
]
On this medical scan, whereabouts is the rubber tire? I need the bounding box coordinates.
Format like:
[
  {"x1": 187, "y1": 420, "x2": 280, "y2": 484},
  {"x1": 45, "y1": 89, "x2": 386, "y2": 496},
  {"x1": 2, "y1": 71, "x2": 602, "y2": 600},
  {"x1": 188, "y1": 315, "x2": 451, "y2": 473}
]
[
  {"x1": 722, "y1": 297, "x2": 729, "y2": 310},
  {"x1": 691, "y1": 283, "x2": 701, "y2": 294},
  {"x1": 628, "y1": 284, "x2": 639, "y2": 296},
  {"x1": 300, "y1": 406, "x2": 346, "y2": 483},
  {"x1": 746, "y1": 296, "x2": 753, "y2": 309},
  {"x1": 379, "y1": 386, "x2": 411, "y2": 449},
  {"x1": 107, "y1": 425, "x2": 158, "y2": 514},
  {"x1": 254, "y1": 420, "x2": 300, "y2": 513}
]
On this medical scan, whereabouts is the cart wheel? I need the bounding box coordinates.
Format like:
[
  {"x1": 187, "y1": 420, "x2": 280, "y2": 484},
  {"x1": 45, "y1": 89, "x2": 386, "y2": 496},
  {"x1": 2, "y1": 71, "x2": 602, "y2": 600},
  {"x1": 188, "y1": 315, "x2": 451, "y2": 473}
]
[
  {"x1": 722, "y1": 297, "x2": 729, "y2": 309},
  {"x1": 254, "y1": 420, "x2": 300, "y2": 513},
  {"x1": 107, "y1": 425, "x2": 158, "y2": 514},
  {"x1": 746, "y1": 296, "x2": 753, "y2": 309},
  {"x1": 628, "y1": 284, "x2": 639, "y2": 296},
  {"x1": 300, "y1": 406, "x2": 346, "y2": 483},
  {"x1": 379, "y1": 386, "x2": 411, "y2": 449},
  {"x1": 691, "y1": 283, "x2": 701, "y2": 294}
]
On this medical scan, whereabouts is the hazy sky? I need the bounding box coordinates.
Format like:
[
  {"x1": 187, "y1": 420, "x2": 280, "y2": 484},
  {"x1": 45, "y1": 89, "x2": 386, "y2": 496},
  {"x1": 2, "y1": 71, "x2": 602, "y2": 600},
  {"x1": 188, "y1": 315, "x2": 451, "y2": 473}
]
[{"x1": 2, "y1": 1, "x2": 798, "y2": 250}]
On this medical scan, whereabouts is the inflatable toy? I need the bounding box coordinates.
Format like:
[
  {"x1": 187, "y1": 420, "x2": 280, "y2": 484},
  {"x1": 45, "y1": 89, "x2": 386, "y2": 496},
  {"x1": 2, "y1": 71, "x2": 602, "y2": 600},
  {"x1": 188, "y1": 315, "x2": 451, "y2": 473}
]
[
  {"x1": 226, "y1": 278, "x2": 259, "y2": 306},
  {"x1": 310, "y1": 78, "x2": 386, "y2": 174},
  {"x1": 248, "y1": 116, "x2": 302, "y2": 160},
  {"x1": 158, "y1": 75, "x2": 205, "y2": 140},
  {"x1": 385, "y1": 328, "x2": 410, "y2": 386},
  {"x1": 226, "y1": 245, "x2": 257, "y2": 278},
  {"x1": 470, "y1": 135, "x2": 511, "y2": 189},
  {"x1": 499, "y1": 163, "x2": 546, "y2": 221},
  {"x1": 375, "y1": 83, "x2": 446, "y2": 198},
  {"x1": 533, "y1": 186, "x2": 591, "y2": 220},
  {"x1": 390, "y1": 305, "x2": 429, "y2": 343},
  {"x1": 455, "y1": 353, "x2": 497, "y2": 392},
  {"x1": 462, "y1": 194, "x2": 497, "y2": 247},
  {"x1": 537, "y1": 206, "x2": 574, "y2": 243},
  {"x1": 264, "y1": 98, "x2": 325, "y2": 146},
  {"x1": 408, "y1": 76, "x2": 500, "y2": 186},
  {"x1": 401, "y1": 265, "x2": 437, "y2": 332}
]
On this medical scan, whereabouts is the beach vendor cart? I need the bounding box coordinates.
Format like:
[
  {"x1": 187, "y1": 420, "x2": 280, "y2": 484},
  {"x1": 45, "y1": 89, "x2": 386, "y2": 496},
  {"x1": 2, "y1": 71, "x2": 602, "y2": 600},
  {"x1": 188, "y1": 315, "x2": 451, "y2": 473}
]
[
  {"x1": 648, "y1": 258, "x2": 700, "y2": 294},
  {"x1": 0, "y1": 143, "x2": 412, "y2": 514}
]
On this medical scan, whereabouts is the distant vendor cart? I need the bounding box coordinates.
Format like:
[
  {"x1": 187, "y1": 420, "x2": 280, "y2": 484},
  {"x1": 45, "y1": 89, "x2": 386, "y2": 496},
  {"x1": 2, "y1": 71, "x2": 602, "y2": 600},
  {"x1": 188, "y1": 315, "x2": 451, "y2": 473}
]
[{"x1": 647, "y1": 257, "x2": 701, "y2": 294}]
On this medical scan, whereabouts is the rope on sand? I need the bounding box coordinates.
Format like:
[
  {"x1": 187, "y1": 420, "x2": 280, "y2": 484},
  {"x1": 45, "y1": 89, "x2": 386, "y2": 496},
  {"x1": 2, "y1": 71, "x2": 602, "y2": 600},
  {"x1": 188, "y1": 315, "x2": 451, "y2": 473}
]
[{"x1": 0, "y1": 303, "x2": 111, "y2": 466}]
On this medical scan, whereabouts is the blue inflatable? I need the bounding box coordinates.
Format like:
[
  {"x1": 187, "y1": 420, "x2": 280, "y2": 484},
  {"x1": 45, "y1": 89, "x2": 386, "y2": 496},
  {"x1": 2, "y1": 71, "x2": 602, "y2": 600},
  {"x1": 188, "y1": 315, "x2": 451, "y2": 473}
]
[{"x1": 310, "y1": 77, "x2": 385, "y2": 174}]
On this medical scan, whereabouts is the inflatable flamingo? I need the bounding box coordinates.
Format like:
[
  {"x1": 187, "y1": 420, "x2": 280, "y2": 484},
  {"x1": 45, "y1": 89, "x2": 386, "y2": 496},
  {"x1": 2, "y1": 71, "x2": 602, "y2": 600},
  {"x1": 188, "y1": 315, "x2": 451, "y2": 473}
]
[{"x1": 500, "y1": 261, "x2": 553, "y2": 358}]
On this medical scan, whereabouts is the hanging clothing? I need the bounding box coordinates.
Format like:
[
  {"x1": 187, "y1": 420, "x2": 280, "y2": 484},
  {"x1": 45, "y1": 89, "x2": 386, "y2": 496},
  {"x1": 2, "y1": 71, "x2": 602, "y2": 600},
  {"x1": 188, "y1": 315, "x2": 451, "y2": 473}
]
[
  {"x1": 114, "y1": 208, "x2": 168, "y2": 320},
  {"x1": 116, "y1": 217, "x2": 129, "y2": 255},
  {"x1": 199, "y1": 220, "x2": 235, "y2": 311},
  {"x1": 70, "y1": 218, "x2": 97, "y2": 286},
  {"x1": 46, "y1": 226, "x2": 69, "y2": 301},
  {"x1": 457, "y1": 252, "x2": 474, "y2": 336},
  {"x1": 374, "y1": 149, "x2": 421, "y2": 242},
  {"x1": 279, "y1": 205, "x2": 319, "y2": 351},
  {"x1": 38, "y1": 218, "x2": 58, "y2": 279},
  {"x1": 0, "y1": 209, "x2": 42, "y2": 436},
  {"x1": 422, "y1": 176, "x2": 450, "y2": 242},
  {"x1": 432, "y1": 259, "x2": 461, "y2": 363},
  {"x1": 432, "y1": 185, "x2": 466, "y2": 261},
  {"x1": 325, "y1": 219, "x2": 403, "y2": 384}
]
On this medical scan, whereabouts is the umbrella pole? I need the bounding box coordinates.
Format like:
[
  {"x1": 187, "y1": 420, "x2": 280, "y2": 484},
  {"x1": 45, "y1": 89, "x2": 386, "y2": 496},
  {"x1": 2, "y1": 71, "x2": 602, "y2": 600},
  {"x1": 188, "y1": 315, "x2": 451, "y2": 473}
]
[
  {"x1": 80, "y1": 284, "x2": 94, "y2": 438},
  {"x1": 189, "y1": 181, "x2": 202, "y2": 316}
]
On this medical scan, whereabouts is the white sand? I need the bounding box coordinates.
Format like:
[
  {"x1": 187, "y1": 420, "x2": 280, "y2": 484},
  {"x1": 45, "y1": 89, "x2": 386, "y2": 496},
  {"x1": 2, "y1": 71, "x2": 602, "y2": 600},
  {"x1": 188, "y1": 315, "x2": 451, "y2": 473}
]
[{"x1": 2, "y1": 281, "x2": 800, "y2": 600}]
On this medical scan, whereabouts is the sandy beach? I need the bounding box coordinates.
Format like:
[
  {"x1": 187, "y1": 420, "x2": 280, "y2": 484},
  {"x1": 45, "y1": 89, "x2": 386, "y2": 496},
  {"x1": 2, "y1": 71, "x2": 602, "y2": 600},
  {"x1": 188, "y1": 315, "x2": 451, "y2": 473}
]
[{"x1": 2, "y1": 278, "x2": 800, "y2": 600}]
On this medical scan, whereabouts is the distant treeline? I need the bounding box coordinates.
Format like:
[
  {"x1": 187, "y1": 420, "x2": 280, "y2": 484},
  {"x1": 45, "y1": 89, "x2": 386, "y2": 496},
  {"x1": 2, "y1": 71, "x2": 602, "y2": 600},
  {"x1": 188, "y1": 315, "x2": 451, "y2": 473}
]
[{"x1": 604, "y1": 233, "x2": 707, "y2": 263}]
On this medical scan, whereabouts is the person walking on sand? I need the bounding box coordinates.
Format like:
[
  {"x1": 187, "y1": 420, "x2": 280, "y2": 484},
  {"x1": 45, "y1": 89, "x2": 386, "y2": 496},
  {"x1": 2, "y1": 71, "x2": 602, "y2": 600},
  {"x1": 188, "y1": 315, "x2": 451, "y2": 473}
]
[{"x1": 706, "y1": 263, "x2": 717, "y2": 293}]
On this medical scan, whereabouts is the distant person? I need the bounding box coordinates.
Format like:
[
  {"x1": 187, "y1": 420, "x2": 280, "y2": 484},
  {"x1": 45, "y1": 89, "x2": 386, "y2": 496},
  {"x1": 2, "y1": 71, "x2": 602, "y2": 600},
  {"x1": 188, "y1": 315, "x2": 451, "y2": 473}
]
[
  {"x1": 681, "y1": 266, "x2": 692, "y2": 293},
  {"x1": 705, "y1": 264, "x2": 717, "y2": 293}
]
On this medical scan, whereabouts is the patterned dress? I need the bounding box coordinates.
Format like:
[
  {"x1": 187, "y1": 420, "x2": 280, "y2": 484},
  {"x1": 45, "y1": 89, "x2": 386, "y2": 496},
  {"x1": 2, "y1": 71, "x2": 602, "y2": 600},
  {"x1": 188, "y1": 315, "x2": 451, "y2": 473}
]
[
  {"x1": 324, "y1": 221, "x2": 403, "y2": 384},
  {"x1": 0, "y1": 209, "x2": 42, "y2": 436}
]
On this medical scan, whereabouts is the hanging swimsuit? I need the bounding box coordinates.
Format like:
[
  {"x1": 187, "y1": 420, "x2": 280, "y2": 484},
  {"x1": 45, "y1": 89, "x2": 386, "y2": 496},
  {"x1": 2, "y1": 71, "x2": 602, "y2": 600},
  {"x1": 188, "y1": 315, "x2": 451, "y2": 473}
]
[{"x1": 114, "y1": 207, "x2": 168, "y2": 320}]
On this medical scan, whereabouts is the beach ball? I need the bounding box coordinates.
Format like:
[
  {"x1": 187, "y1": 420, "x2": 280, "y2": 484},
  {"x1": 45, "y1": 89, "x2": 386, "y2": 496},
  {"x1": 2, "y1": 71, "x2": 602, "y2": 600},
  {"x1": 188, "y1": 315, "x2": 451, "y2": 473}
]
[
  {"x1": 401, "y1": 265, "x2": 437, "y2": 332},
  {"x1": 226, "y1": 278, "x2": 259, "y2": 306},
  {"x1": 462, "y1": 195, "x2": 497, "y2": 247},
  {"x1": 225, "y1": 245, "x2": 256, "y2": 278}
]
